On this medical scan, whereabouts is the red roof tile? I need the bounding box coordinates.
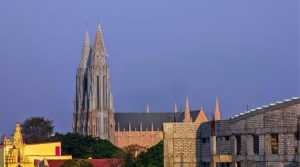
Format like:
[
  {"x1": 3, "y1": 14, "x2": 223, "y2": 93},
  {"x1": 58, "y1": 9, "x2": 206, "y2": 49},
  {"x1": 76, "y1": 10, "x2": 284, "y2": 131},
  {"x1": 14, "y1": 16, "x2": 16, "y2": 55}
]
[
  {"x1": 47, "y1": 160, "x2": 65, "y2": 167},
  {"x1": 38, "y1": 158, "x2": 124, "y2": 167},
  {"x1": 89, "y1": 158, "x2": 124, "y2": 167}
]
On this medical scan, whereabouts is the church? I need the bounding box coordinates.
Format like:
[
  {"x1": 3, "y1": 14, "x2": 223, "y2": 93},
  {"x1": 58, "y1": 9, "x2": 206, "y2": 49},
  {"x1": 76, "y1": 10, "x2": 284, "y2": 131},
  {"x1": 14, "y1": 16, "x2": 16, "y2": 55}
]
[{"x1": 72, "y1": 25, "x2": 221, "y2": 148}]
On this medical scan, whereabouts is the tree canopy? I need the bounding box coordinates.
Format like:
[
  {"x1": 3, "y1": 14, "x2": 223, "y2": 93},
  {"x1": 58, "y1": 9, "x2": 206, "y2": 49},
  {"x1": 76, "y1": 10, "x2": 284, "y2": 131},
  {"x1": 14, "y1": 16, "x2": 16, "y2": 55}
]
[
  {"x1": 49, "y1": 133, "x2": 124, "y2": 159},
  {"x1": 0, "y1": 134, "x2": 5, "y2": 145},
  {"x1": 21, "y1": 117, "x2": 54, "y2": 144},
  {"x1": 134, "y1": 140, "x2": 163, "y2": 167},
  {"x1": 49, "y1": 133, "x2": 134, "y2": 167}
]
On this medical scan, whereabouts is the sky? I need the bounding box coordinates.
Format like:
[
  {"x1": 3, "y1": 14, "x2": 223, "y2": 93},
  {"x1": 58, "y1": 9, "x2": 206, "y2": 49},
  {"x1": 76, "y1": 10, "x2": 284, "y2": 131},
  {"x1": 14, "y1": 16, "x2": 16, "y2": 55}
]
[{"x1": 0, "y1": 0, "x2": 299, "y2": 134}]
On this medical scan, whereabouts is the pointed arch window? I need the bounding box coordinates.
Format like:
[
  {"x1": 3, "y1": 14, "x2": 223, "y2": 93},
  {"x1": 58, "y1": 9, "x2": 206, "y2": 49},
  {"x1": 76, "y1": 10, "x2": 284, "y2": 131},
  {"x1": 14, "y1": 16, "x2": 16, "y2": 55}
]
[
  {"x1": 103, "y1": 75, "x2": 107, "y2": 109},
  {"x1": 97, "y1": 75, "x2": 100, "y2": 109}
]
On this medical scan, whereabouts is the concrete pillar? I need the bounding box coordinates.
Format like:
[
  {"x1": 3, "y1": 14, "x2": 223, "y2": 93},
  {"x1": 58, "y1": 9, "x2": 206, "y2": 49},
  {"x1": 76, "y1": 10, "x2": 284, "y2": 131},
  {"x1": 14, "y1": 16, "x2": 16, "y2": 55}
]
[
  {"x1": 210, "y1": 136, "x2": 216, "y2": 167},
  {"x1": 210, "y1": 118, "x2": 216, "y2": 167}
]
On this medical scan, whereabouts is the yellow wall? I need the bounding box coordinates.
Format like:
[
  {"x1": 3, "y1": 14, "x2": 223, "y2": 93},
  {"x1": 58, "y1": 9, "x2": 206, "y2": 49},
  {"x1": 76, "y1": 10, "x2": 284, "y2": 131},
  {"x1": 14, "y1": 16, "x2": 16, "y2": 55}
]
[
  {"x1": 0, "y1": 142, "x2": 71, "y2": 167},
  {"x1": 25, "y1": 142, "x2": 61, "y2": 156},
  {"x1": 0, "y1": 147, "x2": 4, "y2": 167},
  {"x1": 0, "y1": 145, "x2": 13, "y2": 167},
  {"x1": 23, "y1": 142, "x2": 72, "y2": 166}
]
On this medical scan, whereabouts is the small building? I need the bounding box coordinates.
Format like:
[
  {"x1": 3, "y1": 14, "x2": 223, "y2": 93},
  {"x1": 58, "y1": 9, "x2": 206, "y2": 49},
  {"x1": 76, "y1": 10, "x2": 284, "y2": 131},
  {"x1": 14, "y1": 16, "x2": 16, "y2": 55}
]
[{"x1": 0, "y1": 123, "x2": 72, "y2": 167}]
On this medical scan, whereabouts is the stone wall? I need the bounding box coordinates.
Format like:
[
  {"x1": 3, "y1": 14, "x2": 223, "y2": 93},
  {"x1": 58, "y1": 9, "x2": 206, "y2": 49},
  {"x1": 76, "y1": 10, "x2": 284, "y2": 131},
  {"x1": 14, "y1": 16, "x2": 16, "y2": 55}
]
[{"x1": 164, "y1": 123, "x2": 200, "y2": 167}]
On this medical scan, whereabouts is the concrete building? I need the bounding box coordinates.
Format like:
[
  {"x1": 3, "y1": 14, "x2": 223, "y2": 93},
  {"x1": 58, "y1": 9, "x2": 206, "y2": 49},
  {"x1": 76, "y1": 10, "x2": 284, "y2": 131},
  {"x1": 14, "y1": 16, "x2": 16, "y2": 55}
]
[{"x1": 164, "y1": 97, "x2": 300, "y2": 167}]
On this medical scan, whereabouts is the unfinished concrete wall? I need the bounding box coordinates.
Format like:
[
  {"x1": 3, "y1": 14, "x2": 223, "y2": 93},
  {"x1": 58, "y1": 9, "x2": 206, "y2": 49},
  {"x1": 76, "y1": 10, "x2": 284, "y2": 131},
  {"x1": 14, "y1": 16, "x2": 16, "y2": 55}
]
[{"x1": 164, "y1": 98, "x2": 300, "y2": 167}]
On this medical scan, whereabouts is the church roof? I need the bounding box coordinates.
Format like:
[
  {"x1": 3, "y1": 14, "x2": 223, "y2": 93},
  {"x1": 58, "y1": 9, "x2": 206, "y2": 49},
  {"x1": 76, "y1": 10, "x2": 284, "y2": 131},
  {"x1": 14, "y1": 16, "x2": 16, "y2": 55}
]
[
  {"x1": 194, "y1": 108, "x2": 208, "y2": 124},
  {"x1": 114, "y1": 110, "x2": 200, "y2": 131}
]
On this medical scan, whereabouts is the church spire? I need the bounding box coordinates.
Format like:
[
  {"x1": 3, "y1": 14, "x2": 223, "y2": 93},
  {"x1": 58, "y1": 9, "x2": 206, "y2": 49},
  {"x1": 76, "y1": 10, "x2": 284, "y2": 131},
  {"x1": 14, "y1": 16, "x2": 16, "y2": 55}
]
[
  {"x1": 91, "y1": 25, "x2": 106, "y2": 66},
  {"x1": 184, "y1": 97, "x2": 191, "y2": 123},
  {"x1": 174, "y1": 103, "x2": 178, "y2": 113},
  {"x1": 79, "y1": 29, "x2": 91, "y2": 68},
  {"x1": 13, "y1": 122, "x2": 24, "y2": 148},
  {"x1": 146, "y1": 104, "x2": 150, "y2": 113},
  {"x1": 214, "y1": 97, "x2": 221, "y2": 121},
  {"x1": 195, "y1": 107, "x2": 208, "y2": 124}
]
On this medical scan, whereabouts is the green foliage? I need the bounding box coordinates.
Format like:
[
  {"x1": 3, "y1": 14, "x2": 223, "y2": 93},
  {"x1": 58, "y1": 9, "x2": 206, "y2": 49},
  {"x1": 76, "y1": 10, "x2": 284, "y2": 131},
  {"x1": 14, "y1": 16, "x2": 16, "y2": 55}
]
[
  {"x1": 60, "y1": 159, "x2": 93, "y2": 167},
  {"x1": 134, "y1": 140, "x2": 163, "y2": 167},
  {"x1": 21, "y1": 117, "x2": 54, "y2": 144},
  {"x1": 47, "y1": 133, "x2": 162, "y2": 167},
  {"x1": 124, "y1": 153, "x2": 133, "y2": 167},
  {"x1": 49, "y1": 133, "x2": 123, "y2": 159}
]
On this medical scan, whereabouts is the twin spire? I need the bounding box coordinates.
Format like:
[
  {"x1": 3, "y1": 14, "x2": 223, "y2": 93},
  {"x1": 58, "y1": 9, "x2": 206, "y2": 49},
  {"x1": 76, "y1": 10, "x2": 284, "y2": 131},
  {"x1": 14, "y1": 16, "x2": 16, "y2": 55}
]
[{"x1": 79, "y1": 25, "x2": 106, "y2": 69}]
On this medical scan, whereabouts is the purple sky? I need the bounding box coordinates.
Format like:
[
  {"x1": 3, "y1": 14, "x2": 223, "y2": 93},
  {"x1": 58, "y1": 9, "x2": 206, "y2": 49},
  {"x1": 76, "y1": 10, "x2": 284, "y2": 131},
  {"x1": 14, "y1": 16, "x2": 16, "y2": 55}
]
[{"x1": 0, "y1": 0, "x2": 299, "y2": 134}]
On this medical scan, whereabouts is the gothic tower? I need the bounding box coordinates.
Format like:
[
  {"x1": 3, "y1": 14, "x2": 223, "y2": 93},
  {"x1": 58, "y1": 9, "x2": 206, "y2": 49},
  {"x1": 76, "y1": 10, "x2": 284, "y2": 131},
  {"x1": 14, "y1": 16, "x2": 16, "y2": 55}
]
[{"x1": 73, "y1": 25, "x2": 115, "y2": 140}]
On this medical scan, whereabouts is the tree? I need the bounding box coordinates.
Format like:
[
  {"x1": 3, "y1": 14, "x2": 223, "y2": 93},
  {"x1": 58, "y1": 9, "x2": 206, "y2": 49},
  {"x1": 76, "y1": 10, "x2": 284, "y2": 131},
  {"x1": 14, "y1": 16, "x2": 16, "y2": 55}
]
[
  {"x1": 60, "y1": 159, "x2": 93, "y2": 167},
  {"x1": 123, "y1": 144, "x2": 146, "y2": 158},
  {"x1": 124, "y1": 153, "x2": 133, "y2": 167},
  {"x1": 48, "y1": 133, "x2": 123, "y2": 159},
  {"x1": 0, "y1": 134, "x2": 5, "y2": 145},
  {"x1": 48, "y1": 133, "x2": 132, "y2": 166},
  {"x1": 134, "y1": 140, "x2": 163, "y2": 167},
  {"x1": 21, "y1": 117, "x2": 54, "y2": 144}
]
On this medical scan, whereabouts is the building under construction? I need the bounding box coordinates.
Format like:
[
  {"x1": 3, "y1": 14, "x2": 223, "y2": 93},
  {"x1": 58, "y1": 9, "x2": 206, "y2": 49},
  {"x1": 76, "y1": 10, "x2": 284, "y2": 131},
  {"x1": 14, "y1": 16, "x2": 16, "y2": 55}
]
[{"x1": 164, "y1": 97, "x2": 300, "y2": 167}]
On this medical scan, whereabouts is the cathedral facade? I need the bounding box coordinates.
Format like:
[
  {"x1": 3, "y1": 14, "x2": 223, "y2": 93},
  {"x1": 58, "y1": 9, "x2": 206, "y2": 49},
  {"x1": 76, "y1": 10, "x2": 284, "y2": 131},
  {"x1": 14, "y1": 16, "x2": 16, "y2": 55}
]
[{"x1": 72, "y1": 25, "x2": 115, "y2": 140}]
